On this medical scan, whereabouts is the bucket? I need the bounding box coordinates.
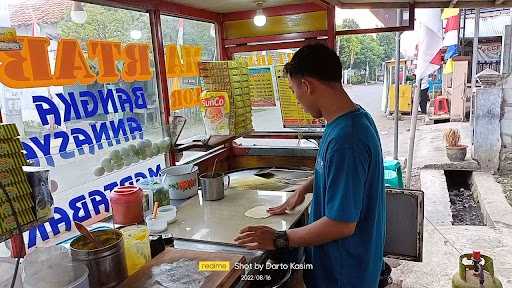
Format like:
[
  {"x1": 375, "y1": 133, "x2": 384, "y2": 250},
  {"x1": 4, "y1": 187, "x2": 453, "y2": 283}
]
[
  {"x1": 0, "y1": 258, "x2": 21, "y2": 288},
  {"x1": 160, "y1": 164, "x2": 199, "y2": 200},
  {"x1": 22, "y1": 263, "x2": 89, "y2": 288},
  {"x1": 22, "y1": 246, "x2": 89, "y2": 288},
  {"x1": 70, "y1": 229, "x2": 128, "y2": 288},
  {"x1": 110, "y1": 185, "x2": 144, "y2": 225}
]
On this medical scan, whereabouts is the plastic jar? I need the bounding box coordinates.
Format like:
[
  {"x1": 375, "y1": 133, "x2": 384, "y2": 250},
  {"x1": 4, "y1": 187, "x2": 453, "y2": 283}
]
[
  {"x1": 110, "y1": 185, "x2": 143, "y2": 225},
  {"x1": 121, "y1": 225, "x2": 151, "y2": 276}
]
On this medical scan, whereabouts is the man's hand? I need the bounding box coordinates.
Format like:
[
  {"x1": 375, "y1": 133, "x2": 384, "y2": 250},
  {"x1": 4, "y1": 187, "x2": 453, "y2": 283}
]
[
  {"x1": 267, "y1": 189, "x2": 305, "y2": 215},
  {"x1": 268, "y1": 177, "x2": 313, "y2": 215},
  {"x1": 234, "y1": 226, "x2": 276, "y2": 250}
]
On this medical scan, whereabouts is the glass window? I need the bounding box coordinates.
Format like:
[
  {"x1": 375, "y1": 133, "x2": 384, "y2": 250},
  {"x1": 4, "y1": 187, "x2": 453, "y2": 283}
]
[
  {"x1": 233, "y1": 50, "x2": 324, "y2": 133},
  {"x1": 0, "y1": 1, "x2": 165, "y2": 248},
  {"x1": 160, "y1": 15, "x2": 217, "y2": 164},
  {"x1": 161, "y1": 15, "x2": 216, "y2": 143}
]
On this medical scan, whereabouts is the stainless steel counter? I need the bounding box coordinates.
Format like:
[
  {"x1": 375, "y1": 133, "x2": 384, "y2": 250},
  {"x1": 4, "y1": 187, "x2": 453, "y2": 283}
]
[{"x1": 170, "y1": 168, "x2": 312, "y2": 288}]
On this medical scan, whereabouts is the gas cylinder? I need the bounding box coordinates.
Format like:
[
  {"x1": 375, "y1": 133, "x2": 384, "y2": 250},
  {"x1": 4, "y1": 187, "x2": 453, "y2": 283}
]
[{"x1": 452, "y1": 252, "x2": 502, "y2": 288}]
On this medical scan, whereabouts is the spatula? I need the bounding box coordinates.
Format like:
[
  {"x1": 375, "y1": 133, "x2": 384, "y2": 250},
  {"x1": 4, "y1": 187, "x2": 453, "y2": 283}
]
[{"x1": 74, "y1": 221, "x2": 101, "y2": 248}]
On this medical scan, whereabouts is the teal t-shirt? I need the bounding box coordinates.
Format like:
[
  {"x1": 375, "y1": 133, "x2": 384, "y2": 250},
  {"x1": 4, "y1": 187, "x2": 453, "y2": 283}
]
[{"x1": 304, "y1": 106, "x2": 385, "y2": 288}]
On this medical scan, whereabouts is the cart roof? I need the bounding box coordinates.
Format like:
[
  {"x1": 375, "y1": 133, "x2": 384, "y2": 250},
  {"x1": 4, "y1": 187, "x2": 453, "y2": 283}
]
[{"x1": 166, "y1": 0, "x2": 512, "y2": 12}]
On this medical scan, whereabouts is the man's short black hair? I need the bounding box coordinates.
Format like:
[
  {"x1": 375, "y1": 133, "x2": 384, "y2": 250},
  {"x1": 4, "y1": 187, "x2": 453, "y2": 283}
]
[{"x1": 283, "y1": 43, "x2": 342, "y2": 83}]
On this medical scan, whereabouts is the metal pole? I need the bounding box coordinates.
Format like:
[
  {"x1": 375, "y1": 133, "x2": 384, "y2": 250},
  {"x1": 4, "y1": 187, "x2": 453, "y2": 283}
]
[
  {"x1": 394, "y1": 8, "x2": 402, "y2": 160},
  {"x1": 471, "y1": 8, "x2": 480, "y2": 93},
  {"x1": 149, "y1": 9, "x2": 174, "y2": 166},
  {"x1": 462, "y1": 9, "x2": 466, "y2": 47},
  {"x1": 470, "y1": 8, "x2": 480, "y2": 139},
  {"x1": 405, "y1": 78, "x2": 421, "y2": 188}
]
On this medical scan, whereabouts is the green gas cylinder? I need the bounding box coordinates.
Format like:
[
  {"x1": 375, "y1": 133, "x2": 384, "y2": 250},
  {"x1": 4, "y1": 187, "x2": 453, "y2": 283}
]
[{"x1": 452, "y1": 252, "x2": 502, "y2": 288}]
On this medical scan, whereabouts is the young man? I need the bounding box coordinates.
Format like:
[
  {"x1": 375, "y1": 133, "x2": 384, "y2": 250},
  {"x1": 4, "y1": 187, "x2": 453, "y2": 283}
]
[{"x1": 234, "y1": 43, "x2": 386, "y2": 287}]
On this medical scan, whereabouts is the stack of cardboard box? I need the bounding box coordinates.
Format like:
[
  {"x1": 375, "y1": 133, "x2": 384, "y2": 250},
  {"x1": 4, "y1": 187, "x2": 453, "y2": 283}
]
[
  {"x1": 199, "y1": 60, "x2": 253, "y2": 136},
  {"x1": 0, "y1": 124, "x2": 35, "y2": 236}
]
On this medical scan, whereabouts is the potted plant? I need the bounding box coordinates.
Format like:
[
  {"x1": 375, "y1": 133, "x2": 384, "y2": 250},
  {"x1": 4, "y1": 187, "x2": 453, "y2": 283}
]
[{"x1": 443, "y1": 128, "x2": 467, "y2": 162}]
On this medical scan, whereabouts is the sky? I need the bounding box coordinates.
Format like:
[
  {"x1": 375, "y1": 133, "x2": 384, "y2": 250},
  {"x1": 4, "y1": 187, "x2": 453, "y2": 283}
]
[{"x1": 336, "y1": 8, "x2": 419, "y2": 58}]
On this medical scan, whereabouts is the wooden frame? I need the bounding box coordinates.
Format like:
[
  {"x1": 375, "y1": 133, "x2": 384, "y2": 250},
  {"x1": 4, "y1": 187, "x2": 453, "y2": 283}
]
[
  {"x1": 225, "y1": 39, "x2": 327, "y2": 56},
  {"x1": 79, "y1": 0, "x2": 221, "y2": 22},
  {"x1": 219, "y1": 2, "x2": 333, "y2": 59},
  {"x1": 336, "y1": 5, "x2": 415, "y2": 36},
  {"x1": 221, "y1": 2, "x2": 326, "y2": 21},
  {"x1": 325, "y1": 0, "x2": 512, "y2": 8},
  {"x1": 223, "y1": 31, "x2": 327, "y2": 46}
]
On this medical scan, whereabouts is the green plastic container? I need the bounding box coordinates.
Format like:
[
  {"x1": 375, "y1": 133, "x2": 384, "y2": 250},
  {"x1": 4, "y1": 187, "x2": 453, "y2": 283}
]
[
  {"x1": 384, "y1": 159, "x2": 403, "y2": 188},
  {"x1": 384, "y1": 170, "x2": 400, "y2": 188}
]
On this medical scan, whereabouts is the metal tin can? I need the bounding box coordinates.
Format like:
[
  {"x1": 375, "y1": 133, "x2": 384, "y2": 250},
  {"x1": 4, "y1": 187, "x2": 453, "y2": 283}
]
[{"x1": 70, "y1": 229, "x2": 128, "y2": 288}]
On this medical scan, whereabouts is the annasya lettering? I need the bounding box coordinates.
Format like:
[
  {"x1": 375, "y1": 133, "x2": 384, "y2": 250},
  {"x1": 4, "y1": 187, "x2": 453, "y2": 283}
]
[
  {"x1": 33, "y1": 86, "x2": 147, "y2": 126},
  {"x1": 21, "y1": 86, "x2": 147, "y2": 167}
]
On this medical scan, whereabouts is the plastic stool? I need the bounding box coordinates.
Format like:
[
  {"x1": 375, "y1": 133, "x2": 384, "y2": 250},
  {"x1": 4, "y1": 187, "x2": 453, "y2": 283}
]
[
  {"x1": 433, "y1": 97, "x2": 449, "y2": 115},
  {"x1": 384, "y1": 170, "x2": 400, "y2": 188},
  {"x1": 383, "y1": 159, "x2": 403, "y2": 188},
  {"x1": 384, "y1": 159, "x2": 400, "y2": 172}
]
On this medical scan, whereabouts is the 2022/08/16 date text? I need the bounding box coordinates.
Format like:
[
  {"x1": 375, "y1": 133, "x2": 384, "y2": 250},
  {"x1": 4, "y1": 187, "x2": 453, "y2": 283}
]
[{"x1": 241, "y1": 274, "x2": 272, "y2": 281}]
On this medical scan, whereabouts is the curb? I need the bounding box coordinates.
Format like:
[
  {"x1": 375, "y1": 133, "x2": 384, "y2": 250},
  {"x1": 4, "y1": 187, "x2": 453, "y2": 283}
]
[{"x1": 472, "y1": 172, "x2": 512, "y2": 229}]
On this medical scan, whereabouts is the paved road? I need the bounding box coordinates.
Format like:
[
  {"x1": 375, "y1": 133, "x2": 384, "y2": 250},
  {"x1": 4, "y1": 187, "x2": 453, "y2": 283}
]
[{"x1": 345, "y1": 83, "x2": 384, "y2": 117}]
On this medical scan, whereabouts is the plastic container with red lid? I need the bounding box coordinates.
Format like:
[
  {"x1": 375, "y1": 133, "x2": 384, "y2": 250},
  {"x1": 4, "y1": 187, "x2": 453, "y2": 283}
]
[{"x1": 110, "y1": 185, "x2": 144, "y2": 225}]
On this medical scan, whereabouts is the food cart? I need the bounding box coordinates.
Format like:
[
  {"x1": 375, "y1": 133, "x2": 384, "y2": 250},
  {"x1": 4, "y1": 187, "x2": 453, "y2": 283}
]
[
  {"x1": 1, "y1": 0, "x2": 499, "y2": 287},
  {"x1": 382, "y1": 59, "x2": 414, "y2": 114}
]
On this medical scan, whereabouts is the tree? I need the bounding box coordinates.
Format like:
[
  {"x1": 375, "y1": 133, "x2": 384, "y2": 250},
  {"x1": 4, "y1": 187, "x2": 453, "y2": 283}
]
[
  {"x1": 354, "y1": 35, "x2": 384, "y2": 73},
  {"x1": 338, "y1": 18, "x2": 360, "y2": 30},
  {"x1": 338, "y1": 36, "x2": 361, "y2": 70},
  {"x1": 376, "y1": 33, "x2": 396, "y2": 62},
  {"x1": 337, "y1": 18, "x2": 405, "y2": 82},
  {"x1": 58, "y1": 5, "x2": 152, "y2": 47},
  {"x1": 58, "y1": 4, "x2": 216, "y2": 60},
  {"x1": 337, "y1": 18, "x2": 362, "y2": 70}
]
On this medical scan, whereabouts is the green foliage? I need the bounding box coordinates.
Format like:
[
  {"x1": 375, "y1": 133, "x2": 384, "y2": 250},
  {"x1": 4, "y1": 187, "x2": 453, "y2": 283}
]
[
  {"x1": 160, "y1": 16, "x2": 216, "y2": 60},
  {"x1": 337, "y1": 19, "x2": 397, "y2": 81},
  {"x1": 57, "y1": 3, "x2": 216, "y2": 61},
  {"x1": 349, "y1": 74, "x2": 364, "y2": 85},
  {"x1": 338, "y1": 18, "x2": 360, "y2": 30},
  {"x1": 338, "y1": 35, "x2": 361, "y2": 70},
  {"x1": 58, "y1": 5, "x2": 151, "y2": 46},
  {"x1": 376, "y1": 33, "x2": 396, "y2": 62},
  {"x1": 353, "y1": 35, "x2": 384, "y2": 71}
]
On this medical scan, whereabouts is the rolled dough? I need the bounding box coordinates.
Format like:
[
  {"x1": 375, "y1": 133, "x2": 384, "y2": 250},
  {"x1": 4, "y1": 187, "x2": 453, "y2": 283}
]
[{"x1": 244, "y1": 206, "x2": 271, "y2": 219}]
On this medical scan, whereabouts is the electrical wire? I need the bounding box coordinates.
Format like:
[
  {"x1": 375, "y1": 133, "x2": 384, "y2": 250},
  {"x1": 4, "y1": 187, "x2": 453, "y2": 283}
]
[
  {"x1": 0, "y1": 182, "x2": 23, "y2": 288},
  {"x1": 424, "y1": 216, "x2": 463, "y2": 255}
]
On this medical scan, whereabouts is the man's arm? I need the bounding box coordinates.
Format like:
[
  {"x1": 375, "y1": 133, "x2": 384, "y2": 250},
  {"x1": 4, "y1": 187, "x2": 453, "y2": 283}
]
[
  {"x1": 234, "y1": 216, "x2": 356, "y2": 250},
  {"x1": 287, "y1": 217, "x2": 356, "y2": 247},
  {"x1": 299, "y1": 176, "x2": 314, "y2": 194}
]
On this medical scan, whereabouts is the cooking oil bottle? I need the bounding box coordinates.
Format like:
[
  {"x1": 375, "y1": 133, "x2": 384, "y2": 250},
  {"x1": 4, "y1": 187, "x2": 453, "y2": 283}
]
[{"x1": 452, "y1": 251, "x2": 502, "y2": 288}]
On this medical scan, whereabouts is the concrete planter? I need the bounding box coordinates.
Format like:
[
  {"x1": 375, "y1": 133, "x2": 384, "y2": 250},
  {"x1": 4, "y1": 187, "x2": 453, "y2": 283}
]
[{"x1": 446, "y1": 145, "x2": 467, "y2": 162}]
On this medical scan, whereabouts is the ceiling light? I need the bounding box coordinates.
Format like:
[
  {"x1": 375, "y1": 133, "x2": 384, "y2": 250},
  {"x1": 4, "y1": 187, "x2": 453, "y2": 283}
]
[
  {"x1": 130, "y1": 30, "x2": 142, "y2": 40},
  {"x1": 253, "y1": 2, "x2": 266, "y2": 27},
  {"x1": 70, "y1": 2, "x2": 87, "y2": 24}
]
